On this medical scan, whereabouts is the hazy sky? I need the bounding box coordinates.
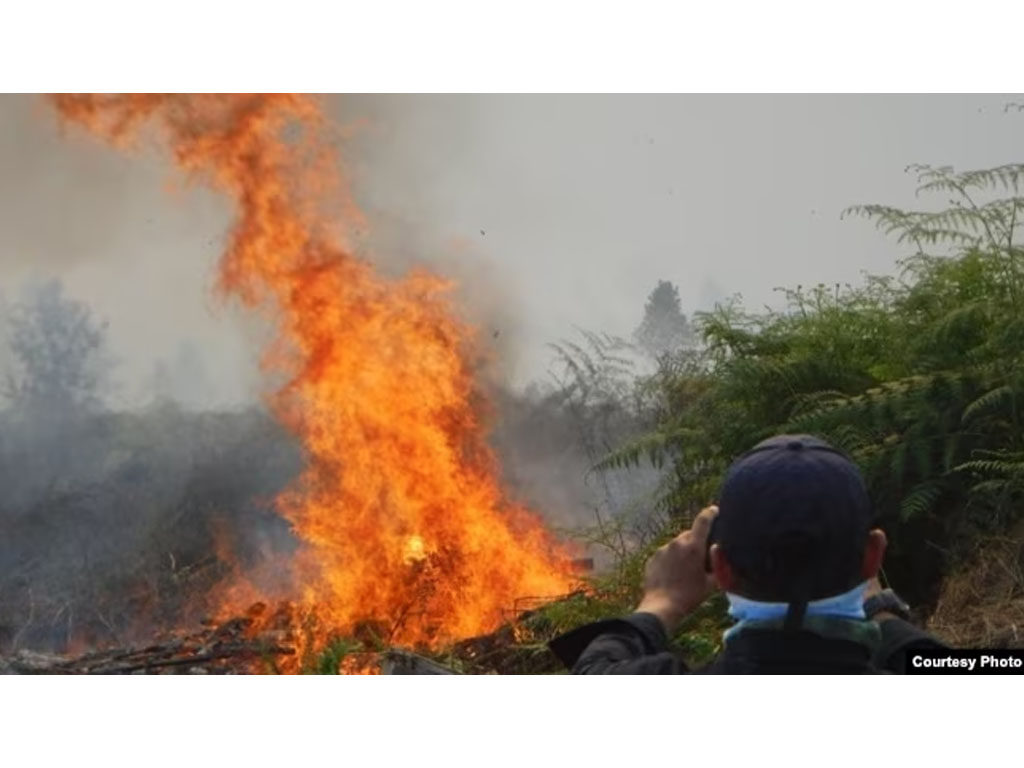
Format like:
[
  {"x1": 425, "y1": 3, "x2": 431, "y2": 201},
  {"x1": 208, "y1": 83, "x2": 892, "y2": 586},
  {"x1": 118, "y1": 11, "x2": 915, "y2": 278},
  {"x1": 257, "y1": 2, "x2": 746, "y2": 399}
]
[{"x1": 1, "y1": 94, "x2": 1021, "y2": 405}]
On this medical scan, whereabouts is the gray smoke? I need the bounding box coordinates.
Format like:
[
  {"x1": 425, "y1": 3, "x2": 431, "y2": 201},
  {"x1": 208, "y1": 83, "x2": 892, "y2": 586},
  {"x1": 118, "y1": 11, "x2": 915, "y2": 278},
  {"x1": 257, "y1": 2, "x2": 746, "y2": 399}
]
[
  {"x1": 7, "y1": 95, "x2": 1008, "y2": 653},
  {"x1": 0, "y1": 95, "x2": 665, "y2": 654}
]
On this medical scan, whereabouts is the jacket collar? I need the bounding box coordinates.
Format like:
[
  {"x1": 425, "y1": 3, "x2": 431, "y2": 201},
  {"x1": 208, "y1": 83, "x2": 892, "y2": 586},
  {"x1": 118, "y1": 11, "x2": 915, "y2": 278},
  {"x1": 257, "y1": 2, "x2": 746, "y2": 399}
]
[{"x1": 719, "y1": 615, "x2": 881, "y2": 672}]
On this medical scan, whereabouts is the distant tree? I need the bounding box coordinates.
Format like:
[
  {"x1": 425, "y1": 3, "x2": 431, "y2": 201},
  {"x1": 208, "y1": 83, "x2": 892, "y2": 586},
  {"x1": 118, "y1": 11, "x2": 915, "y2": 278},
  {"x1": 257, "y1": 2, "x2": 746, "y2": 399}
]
[
  {"x1": 598, "y1": 161, "x2": 1024, "y2": 609},
  {"x1": 1, "y1": 279, "x2": 113, "y2": 419},
  {"x1": 633, "y1": 280, "x2": 694, "y2": 358}
]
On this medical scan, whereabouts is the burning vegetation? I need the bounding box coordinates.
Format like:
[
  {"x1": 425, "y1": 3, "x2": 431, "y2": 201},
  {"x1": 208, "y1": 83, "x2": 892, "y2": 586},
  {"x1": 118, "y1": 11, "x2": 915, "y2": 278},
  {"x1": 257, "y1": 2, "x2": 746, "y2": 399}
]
[
  {"x1": 37, "y1": 94, "x2": 576, "y2": 667},
  {"x1": 5, "y1": 96, "x2": 1024, "y2": 674}
]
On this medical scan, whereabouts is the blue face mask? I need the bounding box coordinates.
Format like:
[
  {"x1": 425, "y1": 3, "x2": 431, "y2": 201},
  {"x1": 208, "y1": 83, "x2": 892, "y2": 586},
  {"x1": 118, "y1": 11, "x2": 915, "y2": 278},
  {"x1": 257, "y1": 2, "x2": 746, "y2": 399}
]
[{"x1": 726, "y1": 581, "x2": 868, "y2": 623}]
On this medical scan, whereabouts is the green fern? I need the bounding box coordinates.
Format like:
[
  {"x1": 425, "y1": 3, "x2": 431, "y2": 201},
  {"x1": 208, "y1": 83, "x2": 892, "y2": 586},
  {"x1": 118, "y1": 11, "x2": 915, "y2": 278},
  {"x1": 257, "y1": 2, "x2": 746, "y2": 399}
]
[
  {"x1": 567, "y1": 155, "x2": 1024, "y2": 626},
  {"x1": 961, "y1": 385, "x2": 1014, "y2": 425},
  {"x1": 900, "y1": 481, "x2": 944, "y2": 521}
]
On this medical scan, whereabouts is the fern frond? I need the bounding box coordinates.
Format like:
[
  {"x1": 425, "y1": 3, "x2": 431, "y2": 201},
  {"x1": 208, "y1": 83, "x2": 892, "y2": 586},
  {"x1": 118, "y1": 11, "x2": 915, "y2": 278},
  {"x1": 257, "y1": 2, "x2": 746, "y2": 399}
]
[
  {"x1": 900, "y1": 481, "x2": 943, "y2": 521},
  {"x1": 954, "y1": 459, "x2": 1024, "y2": 478},
  {"x1": 961, "y1": 385, "x2": 1014, "y2": 425},
  {"x1": 593, "y1": 426, "x2": 702, "y2": 472}
]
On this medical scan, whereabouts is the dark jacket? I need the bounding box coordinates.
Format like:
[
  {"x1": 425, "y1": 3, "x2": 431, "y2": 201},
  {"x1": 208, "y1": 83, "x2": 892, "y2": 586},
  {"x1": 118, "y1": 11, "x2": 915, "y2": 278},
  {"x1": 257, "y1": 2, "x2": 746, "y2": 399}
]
[{"x1": 549, "y1": 612, "x2": 949, "y2": 674}]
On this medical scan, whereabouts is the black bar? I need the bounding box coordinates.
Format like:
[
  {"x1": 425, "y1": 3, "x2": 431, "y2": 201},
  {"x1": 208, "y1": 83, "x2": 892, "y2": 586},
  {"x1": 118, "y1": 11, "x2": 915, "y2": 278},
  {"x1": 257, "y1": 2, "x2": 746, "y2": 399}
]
[{"x1": 905, "y1": 648, "x2": 1024, "y2": 674}]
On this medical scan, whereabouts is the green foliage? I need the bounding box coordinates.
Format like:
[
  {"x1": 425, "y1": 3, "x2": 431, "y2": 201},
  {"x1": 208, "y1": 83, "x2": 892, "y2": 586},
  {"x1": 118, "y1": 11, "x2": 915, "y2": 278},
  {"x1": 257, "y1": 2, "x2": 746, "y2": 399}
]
[
  {"x1": 305, "y1": 636, "x2": 363, "y2": 674},
  {"x1": 590, "y1": 156, "x2": 1024, "y2": 612},
  {"x1": 303, "y1": 154, "x2": 1024, "y2": 670},
  {"x1": 673, "y1": 594, "x2": 731, "y2": 667}
]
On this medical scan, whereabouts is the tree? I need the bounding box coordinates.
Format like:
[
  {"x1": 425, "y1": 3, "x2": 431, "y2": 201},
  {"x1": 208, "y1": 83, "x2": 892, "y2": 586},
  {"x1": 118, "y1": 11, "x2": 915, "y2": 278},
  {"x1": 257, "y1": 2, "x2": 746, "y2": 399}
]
[
  {"x1": 633, "y1": 280, "x2": 694, "y2": 358},
  {"x1": 598, "y1": 161, "x2": 1024, "y2": 610},
  {"x1": 2, "y1": 279, "x2": 113, "y2": 419}
]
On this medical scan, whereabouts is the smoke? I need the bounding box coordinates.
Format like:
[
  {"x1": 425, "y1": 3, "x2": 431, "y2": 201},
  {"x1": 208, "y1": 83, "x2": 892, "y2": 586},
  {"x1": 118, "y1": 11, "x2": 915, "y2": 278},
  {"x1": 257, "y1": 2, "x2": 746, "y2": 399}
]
[
  {"x1": 0, "y1": 277, "x2": 304, "y2": 652},
  {"x1": 0, "y1": 95, "x2": 667, "y2": 653},
  {"x1": 323, "y1": 96, "x2": 664, "y2": 539},
  {"x1": 0, "y1": 95, "x2": 541, "y2": 404},
  {"x1": 0, "y1": 94, "x2": 263, "y2": 411},
  {"x1": 325, "y1": 95, "x2": 531, "y2": 383}
]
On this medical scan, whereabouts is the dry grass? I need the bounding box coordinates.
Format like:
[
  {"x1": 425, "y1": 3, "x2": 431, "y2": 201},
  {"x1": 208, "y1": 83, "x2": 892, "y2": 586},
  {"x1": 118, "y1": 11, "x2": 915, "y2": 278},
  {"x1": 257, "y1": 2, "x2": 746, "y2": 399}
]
[{"x1": 928, "y1": 535, "x2": 1024, "y2": 648}]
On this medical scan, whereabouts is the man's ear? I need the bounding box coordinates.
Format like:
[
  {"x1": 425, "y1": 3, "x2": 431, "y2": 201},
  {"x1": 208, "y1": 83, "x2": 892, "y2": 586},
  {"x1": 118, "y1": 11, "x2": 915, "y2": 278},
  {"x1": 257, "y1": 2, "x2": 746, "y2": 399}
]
[
  {"x1": 710, "y1": 544, "x2": 737, "y2": 592},
  {"x1": 861, "y1": 529, "x2": 888, "y2": 580}
]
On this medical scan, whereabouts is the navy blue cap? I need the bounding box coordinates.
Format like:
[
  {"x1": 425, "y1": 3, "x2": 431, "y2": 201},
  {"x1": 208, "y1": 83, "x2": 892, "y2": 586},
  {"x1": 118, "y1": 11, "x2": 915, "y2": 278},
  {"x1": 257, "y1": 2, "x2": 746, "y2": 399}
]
[{"x1": 713, "y1": 434, "x2": 872, "y2": 603}]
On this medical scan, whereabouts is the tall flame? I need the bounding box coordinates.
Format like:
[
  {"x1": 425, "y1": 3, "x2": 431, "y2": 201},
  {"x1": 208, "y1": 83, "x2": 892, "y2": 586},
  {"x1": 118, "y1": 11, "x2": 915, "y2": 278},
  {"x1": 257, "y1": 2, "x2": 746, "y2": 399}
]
[{"x1": 50, "y1": 94, "x2": 573, "y2": 649}]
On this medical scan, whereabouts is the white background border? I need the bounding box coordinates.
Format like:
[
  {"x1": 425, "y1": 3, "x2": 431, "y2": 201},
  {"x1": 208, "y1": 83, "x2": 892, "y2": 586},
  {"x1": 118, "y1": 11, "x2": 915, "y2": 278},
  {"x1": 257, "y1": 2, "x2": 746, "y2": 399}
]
[
  {"x1": 3, "y1": 0, "x2": 1023, "y2": 92},
  {"x1": 2, "y1": 1, "x2": 1021, "y2": 764}
]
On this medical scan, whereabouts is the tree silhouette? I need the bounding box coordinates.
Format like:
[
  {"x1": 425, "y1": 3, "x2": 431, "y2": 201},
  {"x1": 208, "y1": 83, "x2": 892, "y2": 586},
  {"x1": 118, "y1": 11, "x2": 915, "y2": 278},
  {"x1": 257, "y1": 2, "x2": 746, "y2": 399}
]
[
  {"x1": 633, "y1": 280, "x2": 693, "y2": 358},
  {"x1": 2, "y1": 279, "x2": 113, "y2": 420}
]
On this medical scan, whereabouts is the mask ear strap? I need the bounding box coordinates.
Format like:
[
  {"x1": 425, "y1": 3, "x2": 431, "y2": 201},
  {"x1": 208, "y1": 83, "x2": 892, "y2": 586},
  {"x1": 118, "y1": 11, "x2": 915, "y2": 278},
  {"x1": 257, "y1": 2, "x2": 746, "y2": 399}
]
[{"x1": 783, "y1": 599, "x2": 807, "y2": 632}]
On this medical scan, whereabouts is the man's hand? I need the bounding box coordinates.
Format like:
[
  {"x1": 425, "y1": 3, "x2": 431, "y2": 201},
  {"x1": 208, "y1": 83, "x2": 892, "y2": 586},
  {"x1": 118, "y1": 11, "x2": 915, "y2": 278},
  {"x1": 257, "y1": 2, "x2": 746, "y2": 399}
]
[{"x1": 635, "y1": 505, "x2": 719, "y2": 634}]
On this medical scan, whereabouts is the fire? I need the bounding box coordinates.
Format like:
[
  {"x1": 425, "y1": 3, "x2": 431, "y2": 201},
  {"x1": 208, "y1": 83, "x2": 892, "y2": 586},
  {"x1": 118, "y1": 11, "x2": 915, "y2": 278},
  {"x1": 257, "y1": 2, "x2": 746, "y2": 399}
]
[
  {"x1": 402, "y1": 534, "x2": 428, "y2": 565},
  {"x1": 50, "y1": 94, "x2": 574, "y2": 654}
]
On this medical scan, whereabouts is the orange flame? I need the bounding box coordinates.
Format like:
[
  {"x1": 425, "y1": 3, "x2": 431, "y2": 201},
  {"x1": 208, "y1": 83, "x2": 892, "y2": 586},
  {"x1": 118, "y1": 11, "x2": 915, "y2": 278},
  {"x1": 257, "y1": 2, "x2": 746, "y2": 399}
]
[{"x1": 50, "y1": 94, "x2": 574, "y2": 650}]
